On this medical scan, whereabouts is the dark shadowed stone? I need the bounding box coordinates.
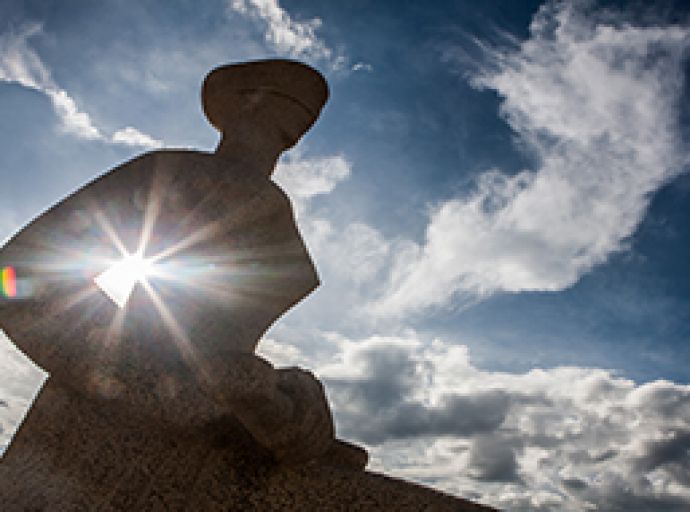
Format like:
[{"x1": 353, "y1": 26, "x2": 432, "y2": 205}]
[
  {"x1": 0, "y1": 60, "x2": 497, "y2": 511},
  {"x1": 1, "y1": 383, "x2": 496, "y2": 510}
]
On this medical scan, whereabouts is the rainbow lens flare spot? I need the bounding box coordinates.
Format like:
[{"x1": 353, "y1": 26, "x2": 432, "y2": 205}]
[{"x1": 2, "y1": 266, "x2": 16, "y2": 298}]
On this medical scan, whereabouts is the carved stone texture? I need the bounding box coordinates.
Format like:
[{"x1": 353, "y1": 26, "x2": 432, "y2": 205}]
[{"x1": 0, "y1": 60, "x2": 497, "y2": 510}]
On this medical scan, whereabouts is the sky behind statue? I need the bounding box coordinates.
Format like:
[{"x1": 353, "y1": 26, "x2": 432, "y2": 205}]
[{"x1": 1, "y1": 1, "x2": 690, "y2": 510}]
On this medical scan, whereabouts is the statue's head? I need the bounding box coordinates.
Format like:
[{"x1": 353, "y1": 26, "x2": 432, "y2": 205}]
[{"x1": 202, "y1": 59, "x2": 329, "y2": 152}]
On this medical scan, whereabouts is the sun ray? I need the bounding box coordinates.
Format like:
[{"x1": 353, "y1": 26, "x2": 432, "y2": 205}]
[
  {"x1": 60, "y1": 286, "x2": 101, "y2": 312},
  {"x1": 137, "y1": 171, "x2": 168, "y2": 256},
  {"x1": 139, "y1": 278, "x2": 210, "y2": 382},
  {"x1": 91, "y1": 207, "x2": 130, "y2": 258},
  {"x1": 148, "y1": 219, "x2": 225, "y2": 264},
  {"x1": 145, "y1": 181, "x2": 269, "y2": 265},
  {"x1": 103, "y1": 302, "x2": 127, "y2": 350}
]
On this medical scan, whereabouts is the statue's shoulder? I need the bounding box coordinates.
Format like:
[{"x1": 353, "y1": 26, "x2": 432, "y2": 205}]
[
  {"x1": 95, "y1": 148, "x2": 212, "y2": 183},
  {"x1": 0, "y1": 150, "x2": 211, "y2": 247},
  {"x1": 140, "y1": 148, "x2": 215, "y2": 168},
  {"x1": 73, "y1": 149, "x2": 293, "y2": 220}
]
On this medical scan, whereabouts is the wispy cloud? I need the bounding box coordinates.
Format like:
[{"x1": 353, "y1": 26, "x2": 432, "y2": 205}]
[
  {"x1": 0, "y1": 24, "x2": 102, "y2": 141},
  {"x1": 273, "y1": 153, "x2": 393, "y2": 302},
  {"x1": 43, "y1": 87, "x2": 102, "y2": 140},
  {"x1": 0, "y1": 24, "x2": 162, "y2": 149},
  {"x1": 374, "y1": 1, "x2": 690, "y2": 316},
  {"x1": 228, "y1": 0, "x2": 347, "y2": 68},
  {"x1": 111, "y1": 126, "x2": 163, "y2": 149},
  {"x1": 351, "y1": 62, "x2": 373, "y2": 73},
  {"x1": 261, "y1": 333, "x2": 690, "y2": 511}
]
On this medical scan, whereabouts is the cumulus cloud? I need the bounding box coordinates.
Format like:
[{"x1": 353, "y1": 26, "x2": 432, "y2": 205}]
[
  {"x1": 228, "y1": 0, "x2": 335, "y2": 64},
  {"x1": 0, "y1": 24, "x2": 161, "y2": 148},
  {"x1": 374, "y1": 1, "x2": 690, "y2": 316},
  {"x1": 257, "y1": 333, "x2": 690, "y2": 511}
]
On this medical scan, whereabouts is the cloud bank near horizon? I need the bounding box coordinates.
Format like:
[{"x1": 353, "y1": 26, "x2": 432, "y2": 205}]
[{"x1": 261, "y1": 333, "x2": 690, "y2": 511}]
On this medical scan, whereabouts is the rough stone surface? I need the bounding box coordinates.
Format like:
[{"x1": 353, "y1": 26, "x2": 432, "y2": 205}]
[
  {"x1": 0, "y1": 60, "x2": 497, "y2": 510},
  {"x1": 1, "y1": 383, "x2": 495, "y2": 511}
]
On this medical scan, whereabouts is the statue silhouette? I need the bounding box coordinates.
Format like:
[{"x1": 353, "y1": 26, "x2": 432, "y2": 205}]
[
  {"x1": 0, "y1": 59, "x2": 362, "y2": 463},
  {"x1": 0, "y1": 60, "x2": 490, "y2": 512}
]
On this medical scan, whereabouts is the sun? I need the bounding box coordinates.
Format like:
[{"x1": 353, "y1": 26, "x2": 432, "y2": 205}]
[{"x1": 94, "y1": 252, "x2": 153, "y2": 308}]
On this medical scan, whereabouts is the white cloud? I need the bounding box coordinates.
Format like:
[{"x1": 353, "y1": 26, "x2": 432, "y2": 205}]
[
  {"x1": 303, "y1": 220, "x2": 390, "y2": 285},
  {"x1": 0, "y1": 24, "x2": 103, "y2": 141},
  {"x1": 352, "y1": 62, "x2": 373, "y2": 73},
  {"x1": 0, "y1": 24, "x2": 161, "y2": 148},
  {"x1": 374, "y1": 1, "x2": 690, "y2": 316},
  {"x1": 111, "y1": 126, "x2": 163, "y2": 149},
  {"x1": 44, "y1": 88, "x2": 102, "y2": 140},
  {"x1": 272, "y1": 153, "x2": 394, "y2": 318},
  {"x1": 228, "y1": 0, "x2": 337, "y2": 65},
  {"x1": 0, "y1": 24, "x2": 50, "y2": 90},
  {"x1": 273, "y1": 152, "x2": 351, "y2": 214},
  {"x1": 261, "y1": 332, "x2": 690, "y2": 511}
]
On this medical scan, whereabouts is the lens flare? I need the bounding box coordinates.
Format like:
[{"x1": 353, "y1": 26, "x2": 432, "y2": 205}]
[
  {"x1": 1, "y1": 266, "x2": 16, "y2": 298},
  {"x1": 94, "y1": 253, "x2": 152, "y2": 308}
]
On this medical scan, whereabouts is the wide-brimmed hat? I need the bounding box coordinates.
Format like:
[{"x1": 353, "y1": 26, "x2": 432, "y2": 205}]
[{"x1": 202, "y1": 59, "x2": 329, "y2": 133}]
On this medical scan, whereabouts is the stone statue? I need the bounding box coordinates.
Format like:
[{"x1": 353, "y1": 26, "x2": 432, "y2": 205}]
[
  {"x1": 0, "y1": 60, "x2": 495, "y2": 511},
  {"x1": 0, "y1": 58, "x2": 362, "y2": 465}
]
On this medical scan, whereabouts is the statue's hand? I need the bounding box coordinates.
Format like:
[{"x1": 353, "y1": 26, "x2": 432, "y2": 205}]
[{"x1": 213, "y1": 356, "x2": 334, "y2": 464}]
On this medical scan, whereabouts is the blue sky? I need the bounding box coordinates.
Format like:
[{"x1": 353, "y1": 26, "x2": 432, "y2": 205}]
[{"x1": 1, "y1": 0, "x2": 690, "y2": 510}]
